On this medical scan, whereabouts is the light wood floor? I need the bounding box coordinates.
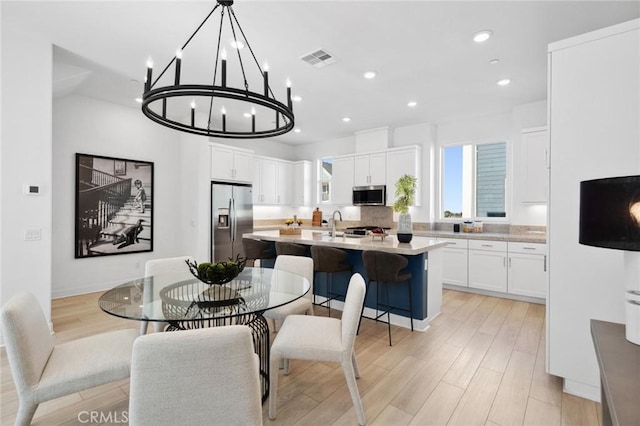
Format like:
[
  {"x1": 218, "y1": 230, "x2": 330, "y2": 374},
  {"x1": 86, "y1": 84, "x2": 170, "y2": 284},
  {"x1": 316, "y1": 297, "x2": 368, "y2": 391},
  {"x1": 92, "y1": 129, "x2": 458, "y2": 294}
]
[{"x1": 1, "y1": 290, "x2": 601, "y2": 426}]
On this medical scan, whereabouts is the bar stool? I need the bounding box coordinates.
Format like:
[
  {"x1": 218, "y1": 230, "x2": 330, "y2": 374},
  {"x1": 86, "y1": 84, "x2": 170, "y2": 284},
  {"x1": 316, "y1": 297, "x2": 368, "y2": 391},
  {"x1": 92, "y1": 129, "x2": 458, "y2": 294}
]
[
  {"x1": 275, "y1": 242, "x2": 309, "y2": 257},
  {"x1": 310, "y1": 246, "x2": 352, "y2": 317},
  {"x1": 242, "y1": 238, "x2": 276, "y2": 267},
  {"x1": 360, "y1": 250, "x2": 413, "y2": 345}
]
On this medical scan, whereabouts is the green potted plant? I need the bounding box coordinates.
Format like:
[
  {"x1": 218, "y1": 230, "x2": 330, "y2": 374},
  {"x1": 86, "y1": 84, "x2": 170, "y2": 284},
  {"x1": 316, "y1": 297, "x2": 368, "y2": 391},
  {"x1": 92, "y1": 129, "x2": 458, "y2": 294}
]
[{"x1": 393, "y1": 174, "x2": 417, "y2": 243}]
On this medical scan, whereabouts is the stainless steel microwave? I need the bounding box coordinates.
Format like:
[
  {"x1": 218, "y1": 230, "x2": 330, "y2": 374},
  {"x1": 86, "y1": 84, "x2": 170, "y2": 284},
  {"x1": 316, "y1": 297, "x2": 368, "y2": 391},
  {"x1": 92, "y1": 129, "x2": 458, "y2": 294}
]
[{"x1": 352, "y1": 185, "x2": 386, "y2": 206}]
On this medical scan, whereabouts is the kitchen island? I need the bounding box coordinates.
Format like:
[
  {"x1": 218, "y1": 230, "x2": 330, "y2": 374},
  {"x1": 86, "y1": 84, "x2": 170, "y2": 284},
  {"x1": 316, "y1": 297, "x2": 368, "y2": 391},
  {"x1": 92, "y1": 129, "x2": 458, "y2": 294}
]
[{"x1": 243, "y1": 229, "x2": 447, "y2": 330}]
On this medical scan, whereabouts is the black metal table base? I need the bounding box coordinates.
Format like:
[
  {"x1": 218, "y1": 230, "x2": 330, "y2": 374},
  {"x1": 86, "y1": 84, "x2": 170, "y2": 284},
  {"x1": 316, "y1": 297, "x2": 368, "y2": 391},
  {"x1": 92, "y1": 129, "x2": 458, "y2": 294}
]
[{"x1": 166, "y1": 313, "x2": 271, "y2": 402}]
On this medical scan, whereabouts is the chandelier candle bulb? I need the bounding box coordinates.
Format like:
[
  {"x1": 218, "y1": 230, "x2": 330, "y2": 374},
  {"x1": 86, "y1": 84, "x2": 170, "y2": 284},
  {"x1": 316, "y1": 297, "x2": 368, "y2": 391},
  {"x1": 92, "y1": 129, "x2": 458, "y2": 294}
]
[
  {"x1": 287, "y1": 85, "x2": 292, "y2": 110},
  {"x1": 221, "y1": 107, "x2": 226, "y2": 132},
  {"x1": 174, "y1": 50, "x2": 182, "y2": 85},
  {"x1": 221, "y1": 49, "x2": 227, "y2": 87},
  {"x1": 251, "y1": 108, "x2": 256, "y2": 132},
  {"x1": 264, "y1": 70, "x2": 269, "y2": 96},
  {"x1": 145, "y1": 60, "x2": 153, "y2": 93},
  {"x1": 190, "y1": 100, "x2": 196, "y2": 127}
]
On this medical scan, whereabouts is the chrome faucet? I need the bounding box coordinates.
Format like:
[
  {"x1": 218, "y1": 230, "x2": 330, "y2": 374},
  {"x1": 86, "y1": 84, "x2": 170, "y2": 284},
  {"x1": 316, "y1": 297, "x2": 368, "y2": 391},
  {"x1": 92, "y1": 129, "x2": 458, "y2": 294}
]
[{"x1": 331, "y1": 210, "x2": 342, "y2": 238}]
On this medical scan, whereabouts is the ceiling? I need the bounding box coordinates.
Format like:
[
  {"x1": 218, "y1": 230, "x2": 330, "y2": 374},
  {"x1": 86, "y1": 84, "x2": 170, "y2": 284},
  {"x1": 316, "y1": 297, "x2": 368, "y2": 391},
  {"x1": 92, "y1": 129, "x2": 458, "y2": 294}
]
[{"x1": 4, "y1": 1, "x2": 639, "y2": 145}]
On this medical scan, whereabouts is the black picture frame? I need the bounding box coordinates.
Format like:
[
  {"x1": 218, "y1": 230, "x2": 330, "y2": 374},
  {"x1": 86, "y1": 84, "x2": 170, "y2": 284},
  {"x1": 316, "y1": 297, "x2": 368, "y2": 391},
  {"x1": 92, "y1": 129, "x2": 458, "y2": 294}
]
[
  {"x1": 75, "y1": 153, "x2": 154, "y2": 258},
  {"x1": 114, "y1": 160, "x2": 126, "y2": 176}
]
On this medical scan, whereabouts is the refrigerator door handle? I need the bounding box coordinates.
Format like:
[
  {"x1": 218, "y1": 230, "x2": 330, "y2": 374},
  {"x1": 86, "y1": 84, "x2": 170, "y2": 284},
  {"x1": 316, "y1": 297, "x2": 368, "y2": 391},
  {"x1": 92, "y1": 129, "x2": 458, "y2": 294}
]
[
  {"x1": 231, "y1": 197, "x2": 237, "y2": 242},
  {"x1": 228, "y1": 198, "x2": 233, "y2": 241}
]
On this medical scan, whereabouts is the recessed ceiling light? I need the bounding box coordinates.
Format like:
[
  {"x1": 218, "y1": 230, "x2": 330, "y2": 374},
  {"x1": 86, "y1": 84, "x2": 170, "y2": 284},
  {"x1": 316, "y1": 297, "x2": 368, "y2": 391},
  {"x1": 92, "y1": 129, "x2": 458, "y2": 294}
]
[
  {"x1": 489, "y1": 59, "x2": 500, "y2": 65},
  {"x1": 342, "y1": 117, "x2": 351, "y2": 122},
  {"x1": 243, "y1": 112, "x2": 252, "y2": 118},
  {"x1": 407, "y1": 101, "x2": 417, "y2": 107},
  {"x1": 497, "y1": 78, "x2": 511, "y2": 86},
  {"x1": 292, "y1": 95, "x2": 302, "y2": 102},
  {"x1": 135, "y1": 97, "x2": 143, "y2": 103},
  {"x1": 473, "y1": 30, "x2": 493, "y2": 43},
  {"x1": 363, "y1": 71, "x2": 376, "y2": 79},
  {"x1": 294, "y1": 128, "x2": 302, "y2": 133},
  {"x1": 230, "y1": 39, "x2": 244, "y2": 50}
]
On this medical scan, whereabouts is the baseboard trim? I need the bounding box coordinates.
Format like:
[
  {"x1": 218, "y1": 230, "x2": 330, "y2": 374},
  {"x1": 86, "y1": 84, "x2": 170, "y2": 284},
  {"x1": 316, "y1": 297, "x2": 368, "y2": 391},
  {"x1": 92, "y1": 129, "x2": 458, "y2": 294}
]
[
  {"x1": 563, "y1": 378, "x2": 600, "y2": 402},
  {"x1": 443, "y1": 284, "x2": 546, "y2": 305},
  {"x1": 313, "y1": 296, "x2": 431, "y2": 332}
]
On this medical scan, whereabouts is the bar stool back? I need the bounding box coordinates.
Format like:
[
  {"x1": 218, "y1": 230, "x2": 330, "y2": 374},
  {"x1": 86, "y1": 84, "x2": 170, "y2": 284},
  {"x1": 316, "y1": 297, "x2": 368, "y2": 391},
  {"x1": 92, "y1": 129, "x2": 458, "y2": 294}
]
[
  {"x1": 275, "y1": 242, "x2": 309, "y2": 257},
  {"x1": 310, "y1": 246, "x2": 352, "y2": 317},
  {"x1": 360, "y1": 250, "x2": 413, "y2": 345},
  {"x1": 242, "y1": 238, "x2": 276, "y2": 267}
]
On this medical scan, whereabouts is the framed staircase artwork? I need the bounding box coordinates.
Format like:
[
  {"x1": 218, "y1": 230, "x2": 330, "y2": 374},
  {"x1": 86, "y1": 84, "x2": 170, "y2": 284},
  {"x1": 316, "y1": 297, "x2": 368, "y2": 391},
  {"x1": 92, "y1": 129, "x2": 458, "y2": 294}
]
[{"x1": 75, "y1": 153, "x2": 154, "y2": 258}]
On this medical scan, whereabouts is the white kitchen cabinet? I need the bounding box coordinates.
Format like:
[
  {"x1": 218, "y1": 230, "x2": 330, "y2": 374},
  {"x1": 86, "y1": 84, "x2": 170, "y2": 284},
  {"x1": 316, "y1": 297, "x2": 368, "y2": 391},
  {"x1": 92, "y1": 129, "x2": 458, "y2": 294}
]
[
  {"x1": 277, "y1": 161, "x2": 293, "y2": 205},
  {"x1": 293, "y1": 161, "x2": 312, "y2": 206},
  {"x1": 254, "y1": 156, "x2": 292, "y2": 205},
  {"x1": 521, "y1": 127, "x2": 549, "y2": 204},
  {"x1": 354, "y1": 152, "x2": 386, "y2": 186},
  {"x1": 253, "y1": 157, "x2": 278, "y2": 204},
  {"x1": 211, "y1": 143, "x2": 253, "y2": 183},
  {"x1": 386, "y1": 146, "x2": 422, "y2": 207},
  {"x1": 332, "y1": 156, "x2": 355, "y2": 205},
  {"x1": 440, "y1": 238, "x2": 469, "y2": 287},
  {"x1": 508, "y1": 242, "x2": 547, "y2": 299},
  {"x1": 468, "y1": 240, "x2": 508, "y2": 292}
]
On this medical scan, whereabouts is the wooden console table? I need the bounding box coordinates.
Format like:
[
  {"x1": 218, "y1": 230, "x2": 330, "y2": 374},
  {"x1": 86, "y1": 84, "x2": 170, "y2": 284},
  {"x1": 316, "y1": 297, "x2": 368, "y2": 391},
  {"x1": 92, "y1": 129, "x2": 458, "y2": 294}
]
[{"x1": 590, "y1": 320, "x2": 640, "y2": 426}]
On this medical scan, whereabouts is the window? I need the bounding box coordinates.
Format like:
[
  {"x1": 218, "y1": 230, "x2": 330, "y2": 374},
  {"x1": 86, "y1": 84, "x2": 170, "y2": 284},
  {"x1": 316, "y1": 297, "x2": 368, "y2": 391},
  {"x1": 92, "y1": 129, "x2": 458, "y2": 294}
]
[
  {"x1": 441, "y1": 141, "x2": 507, "y2": 219},
  {"x1": 319, "y1": 158, "x2": 333, "y2": 203}
]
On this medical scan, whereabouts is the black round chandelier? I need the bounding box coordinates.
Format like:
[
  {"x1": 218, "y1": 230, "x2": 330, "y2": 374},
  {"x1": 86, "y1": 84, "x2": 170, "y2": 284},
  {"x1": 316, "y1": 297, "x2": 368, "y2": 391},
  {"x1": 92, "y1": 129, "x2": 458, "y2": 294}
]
[{"x1": 141, "y1": 0, "x2": 295, "y2": 139}]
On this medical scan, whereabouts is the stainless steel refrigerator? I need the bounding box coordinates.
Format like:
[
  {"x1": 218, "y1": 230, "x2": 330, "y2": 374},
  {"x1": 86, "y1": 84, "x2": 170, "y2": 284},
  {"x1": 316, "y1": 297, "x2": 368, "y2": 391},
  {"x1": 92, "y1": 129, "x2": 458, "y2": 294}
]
[{"x1": 211, "y1": 181, "x2": 253, "y2": 262}]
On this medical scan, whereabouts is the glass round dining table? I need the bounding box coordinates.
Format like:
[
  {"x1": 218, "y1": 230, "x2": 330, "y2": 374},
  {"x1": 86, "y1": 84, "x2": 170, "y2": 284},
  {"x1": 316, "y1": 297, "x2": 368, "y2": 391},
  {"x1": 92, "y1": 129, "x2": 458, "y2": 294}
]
[{"x1": 98, "y1": 267, "x2": 310, "y2": 401}]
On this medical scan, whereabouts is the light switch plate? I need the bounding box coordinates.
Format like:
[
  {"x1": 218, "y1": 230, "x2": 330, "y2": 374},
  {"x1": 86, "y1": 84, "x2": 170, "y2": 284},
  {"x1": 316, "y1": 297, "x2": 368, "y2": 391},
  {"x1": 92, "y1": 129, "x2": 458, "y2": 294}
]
[{"x1": 24, "y1": 229, "x2": 41, "y2": 241}]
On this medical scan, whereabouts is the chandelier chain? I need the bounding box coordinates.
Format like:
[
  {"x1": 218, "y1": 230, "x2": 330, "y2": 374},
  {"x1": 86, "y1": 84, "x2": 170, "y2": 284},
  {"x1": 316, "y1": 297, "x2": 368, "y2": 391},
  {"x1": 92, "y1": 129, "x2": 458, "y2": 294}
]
[
  {"x1": 152, "y1": 4, "x2": 221, "y2": 89},
  {"x1": 229, "y1": 8, "x2": 282, "y2": 108},
  {"x1": 226, "y1": 7, "x2": 249, "y2": 92}
]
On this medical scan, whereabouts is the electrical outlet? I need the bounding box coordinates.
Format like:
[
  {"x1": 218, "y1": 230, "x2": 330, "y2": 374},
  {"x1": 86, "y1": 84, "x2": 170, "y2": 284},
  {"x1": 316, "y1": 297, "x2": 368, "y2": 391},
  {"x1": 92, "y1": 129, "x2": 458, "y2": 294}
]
[{"x1": 24, "y1": 229, "x2": 41, "y2": 241}]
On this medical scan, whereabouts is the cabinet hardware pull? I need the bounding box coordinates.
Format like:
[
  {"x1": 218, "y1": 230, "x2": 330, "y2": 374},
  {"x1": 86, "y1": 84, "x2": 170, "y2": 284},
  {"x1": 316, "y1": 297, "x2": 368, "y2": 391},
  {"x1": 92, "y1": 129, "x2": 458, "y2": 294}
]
[
  {"x1": 509, "y1": 257, "x2": 512, "y2": 267},
  {"x1": 523, "y1": 247, "x2": 536, "y2": 250},
  {"x1": 544, "y1": 255, "x2": 547, "y2": 272},
  {"x1": 481, "y1": 244, "x2": 493, "y2": 247},
  {"x1": 503, "y1": 257, "x2": 506, "y2": 267}
]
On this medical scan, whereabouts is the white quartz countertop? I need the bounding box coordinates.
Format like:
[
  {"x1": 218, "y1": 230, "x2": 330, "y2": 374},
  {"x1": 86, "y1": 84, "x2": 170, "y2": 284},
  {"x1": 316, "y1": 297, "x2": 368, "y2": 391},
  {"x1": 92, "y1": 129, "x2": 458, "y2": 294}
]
[{"x1": 243, "y1": 230, "x2": 448, "y2": 256}]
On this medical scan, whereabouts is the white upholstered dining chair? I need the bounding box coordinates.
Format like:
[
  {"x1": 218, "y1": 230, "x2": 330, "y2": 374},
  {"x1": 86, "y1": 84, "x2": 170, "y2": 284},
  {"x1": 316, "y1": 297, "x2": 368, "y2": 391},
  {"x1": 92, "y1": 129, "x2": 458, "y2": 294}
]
[
  {"x1": 0, "y1": 292, "x2": 139, "y2": 426},
  {"x1": 141, "y1": 255, "x2": 195, "y2": 334},
  {"x1": 263, "y1": 255, "x2": 314, "y2": 331},
  {"x1": 128, "y1": 325, "x2": 262, "y2": 426},
  {"x1": 269, "y1": 273, "x2": 367, "y2": 426}
]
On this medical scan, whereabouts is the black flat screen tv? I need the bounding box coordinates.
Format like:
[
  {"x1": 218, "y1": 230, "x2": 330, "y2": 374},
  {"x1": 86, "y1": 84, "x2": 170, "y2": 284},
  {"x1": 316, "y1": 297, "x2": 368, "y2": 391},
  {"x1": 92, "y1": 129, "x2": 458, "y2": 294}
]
[{"x1": 579, "y1": 175, "x2": 640, "y2": 251}]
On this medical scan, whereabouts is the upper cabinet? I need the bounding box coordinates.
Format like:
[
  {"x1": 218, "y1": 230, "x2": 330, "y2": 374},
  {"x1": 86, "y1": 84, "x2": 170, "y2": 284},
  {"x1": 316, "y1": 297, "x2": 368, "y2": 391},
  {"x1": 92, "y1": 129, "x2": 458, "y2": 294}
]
[
  {"x1": 293, "y1": 161, "x2": 312, "y2": 206},
  {"x1": 211, "y1": 143, "x2": 253, "y2": 183},
  {"x1": 521, "y1": 127, "x2": 549, "y2": 204},
  {"x1": 354, "y1": 152, "x2": 386, "y2": 186},
  {"x1": 386, "y1": 146, "x2": 422, "y2": 207},
  {"x1": 253, "y1": 156, "x2": 292, "y2": 205},
  {"x1": 332, "y1": 156, "x2": 355, "y2": 205}
]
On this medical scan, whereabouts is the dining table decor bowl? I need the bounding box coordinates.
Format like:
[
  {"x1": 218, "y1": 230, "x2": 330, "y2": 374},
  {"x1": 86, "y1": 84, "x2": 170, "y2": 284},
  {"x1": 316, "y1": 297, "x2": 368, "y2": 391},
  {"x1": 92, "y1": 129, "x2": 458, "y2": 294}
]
[{"x1": 186, "y1": 256, "x2": 246, "y2": 285}]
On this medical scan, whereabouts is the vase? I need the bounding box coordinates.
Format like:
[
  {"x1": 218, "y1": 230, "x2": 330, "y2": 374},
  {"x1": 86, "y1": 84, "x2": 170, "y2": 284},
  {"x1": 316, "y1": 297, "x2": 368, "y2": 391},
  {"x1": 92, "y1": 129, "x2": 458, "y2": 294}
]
[{"x1": 397, "y1": 213, "x2": 413, "y2": 243}]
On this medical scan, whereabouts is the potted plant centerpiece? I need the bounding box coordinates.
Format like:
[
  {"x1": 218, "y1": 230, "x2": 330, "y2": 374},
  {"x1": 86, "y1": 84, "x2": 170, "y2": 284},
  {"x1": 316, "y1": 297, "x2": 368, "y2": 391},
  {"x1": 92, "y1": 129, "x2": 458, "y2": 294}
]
[{"x1": 393, "y1": 174, "x2": 417, "y2": 243}]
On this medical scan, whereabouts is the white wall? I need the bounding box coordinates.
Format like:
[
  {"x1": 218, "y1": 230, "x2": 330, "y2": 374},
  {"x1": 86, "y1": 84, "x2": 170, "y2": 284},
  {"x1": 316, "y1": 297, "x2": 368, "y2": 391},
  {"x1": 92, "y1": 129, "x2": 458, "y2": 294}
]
[
  {"x1": 52, "y1": 94, "x2": 188, "y2": 297},
  {"x1": 1, "y1": 23, "x2": 53, "y2": 329},
  {"x1": 212, "y1": 137, "x2": 298, "y2": 161}
]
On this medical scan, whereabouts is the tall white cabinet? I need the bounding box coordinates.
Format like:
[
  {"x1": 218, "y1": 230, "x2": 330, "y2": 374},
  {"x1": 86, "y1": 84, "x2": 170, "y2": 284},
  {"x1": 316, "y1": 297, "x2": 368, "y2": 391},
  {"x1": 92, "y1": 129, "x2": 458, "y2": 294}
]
[{"x1": 547, "y1": 19, "x2": 639, "y2": 400}]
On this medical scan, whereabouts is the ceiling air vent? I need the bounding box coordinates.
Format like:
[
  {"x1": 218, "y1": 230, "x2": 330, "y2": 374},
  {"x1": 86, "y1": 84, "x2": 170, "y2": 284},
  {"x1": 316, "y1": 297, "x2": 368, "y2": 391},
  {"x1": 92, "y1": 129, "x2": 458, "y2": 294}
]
[{"x1": 300, "y1": 49, "x2": 337, "y2": 68}]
